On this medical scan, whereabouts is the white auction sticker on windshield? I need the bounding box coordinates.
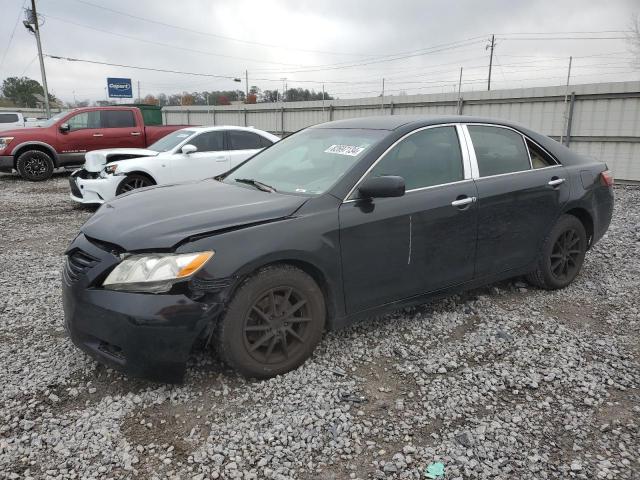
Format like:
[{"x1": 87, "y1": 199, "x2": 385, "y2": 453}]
[
  {"x1": 324, "y1": 144, "x2": 366, "y2": 156},
  {"x1": 176, "y1": 134, "x2": 189, "y2": 138}
]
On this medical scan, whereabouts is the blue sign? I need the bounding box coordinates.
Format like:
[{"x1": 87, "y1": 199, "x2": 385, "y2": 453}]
[{"x1": 107, "y1": 78, "x2": 133, "y2": 98}]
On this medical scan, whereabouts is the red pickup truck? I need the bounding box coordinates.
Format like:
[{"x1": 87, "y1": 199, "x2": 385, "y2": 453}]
[{"x1": 0, "y1": 106, "x2": 188, "y2": 181}]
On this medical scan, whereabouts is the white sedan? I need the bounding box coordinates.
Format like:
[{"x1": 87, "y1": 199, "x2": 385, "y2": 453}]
[{"x1": 69, "y1": 126, "x2": 280, "y2": 204}]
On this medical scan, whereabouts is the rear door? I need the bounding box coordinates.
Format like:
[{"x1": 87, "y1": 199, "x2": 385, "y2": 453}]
[
  {"x1": 100, "y1": 109, "x2": 145, "y2": 148},
  {"x1": 463, "y1": 124, "x2": 570, "y2": 278},
  {"x1": 226, "y1": 130, "x2": 267, "y2": 168},
  {"x1": 339, "y1": 125, "x2": 478, "y2": 313},
  {"x1": 172, "y1": 130, "x2": 228, "y2": 182}
]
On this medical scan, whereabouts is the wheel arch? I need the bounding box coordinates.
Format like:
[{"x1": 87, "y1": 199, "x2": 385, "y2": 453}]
[
  {"x1": 12, "y1": 142, "x2": 58, "y2": 167},
  {"x1": 226, "y1": 256, "x2": 339, "y2": 330},
  {"x1": 563, "y1": 207, "x2": 594, "y2": 248},
  {"x1": 120, "y1": 169, "x2": 157, "y2": 184}
]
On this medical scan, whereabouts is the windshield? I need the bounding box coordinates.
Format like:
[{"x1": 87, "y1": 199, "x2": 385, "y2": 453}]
[
  {"x1": 148, "y1": 129, "x2": 196, "y2": 152},
  {"x1": 222, "y1": 128, "x2": 387, "y2": 195},
  {"x1": 40, "y1": 110, "x2": 71, "y2": 128}
]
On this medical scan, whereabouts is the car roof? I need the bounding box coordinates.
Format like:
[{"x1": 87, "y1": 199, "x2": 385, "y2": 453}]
[
  {"x1": 184, "y1": 125, "x2": 272, "y2": 134},
  {"x1": 311, "y1": 115, "x2": 528, "y2": 131}
]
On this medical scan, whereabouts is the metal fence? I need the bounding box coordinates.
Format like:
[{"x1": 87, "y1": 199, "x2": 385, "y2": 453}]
[{"x1": 163, "y1": 81, "x2": 640, "y2": 181}]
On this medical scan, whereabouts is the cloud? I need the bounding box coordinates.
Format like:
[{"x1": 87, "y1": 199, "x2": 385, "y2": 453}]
[{"x1": 0, "y1": 0, "x2": 637, "y2": 103}]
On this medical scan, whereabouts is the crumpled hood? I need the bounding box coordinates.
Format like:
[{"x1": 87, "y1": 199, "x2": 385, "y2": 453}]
[
  {"x1": 84, "y1": 148, "x2": 159, "y2": 172},
  {"x1": 82, "y1": 179, "x2": 308, "y2": 250}
]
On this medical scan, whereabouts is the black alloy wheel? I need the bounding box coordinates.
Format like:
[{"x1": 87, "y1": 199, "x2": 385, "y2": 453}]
[
  {"x1": 243, "y1": 287, "x2": 312, "y2": 364},
  {"x1": 527, "y1": 214, "x2": 587, "y2": 290},
  {"x1": 115, "y1": 174, "x2": 154, "y2": 195},
  {"x1": 16, "y1": 150, "x2": 54, "y2": 181},
  {"x1": 218, "y1": 265, "x2": 325, "y2": 378},
  {"x1": 549, "y1": 229, "x2": 582, "y2": 282}
]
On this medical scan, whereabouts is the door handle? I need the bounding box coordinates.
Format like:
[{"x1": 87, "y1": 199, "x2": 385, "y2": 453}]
[
  {"x1": 451, "y1": 196, "x2": 476, "y2": 207},
  {"x1": 92, "y1": 133, "x2": 103, "y2": 137},
  {"x1": 215, "y1": 157, "x2": 227, "y2": 162},
  {"x1": 130, "y1": 132, "x2": 141, "y2": 136},
  {"x1": 548, "y1": 178, "x2": 565, "y2": 187}
]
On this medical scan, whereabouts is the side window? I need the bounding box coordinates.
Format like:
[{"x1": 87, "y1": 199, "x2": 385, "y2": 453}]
[
  {"x1": 67, "y1": 111, "x2": 101, "y2": 131},
  {"x1": 228, "y1": 130, "x2": 263, "y2": 150},
  {"x1": 189, "y1": 131, "x2": 224, "y2": 152},
  {"x1": 467, "y1": 125, "x2": 530, "y2": 177},
  {"x1": 367, "y1": 126, "x2": 464, "y2": 191},
  {"x1": 526, "y1": 139, "x2": 557, "y2": 169},
  {"x1": 0, "y1": 114, "x2": 19, "y2": 123},
  {"x1": 259, "y1": 135, "x2": 274, "y2": 148},
  {"x1": 101, "y1": 110, "x2": 136, "y2": 128}
]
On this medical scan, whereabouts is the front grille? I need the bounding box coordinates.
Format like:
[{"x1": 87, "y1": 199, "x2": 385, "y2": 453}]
[
  {"x1": 64, "y1": 249, "x2": 99, "y2": 283},
  {"x1": 69, "y1": 176, "x2": 82, "y2": 198}
]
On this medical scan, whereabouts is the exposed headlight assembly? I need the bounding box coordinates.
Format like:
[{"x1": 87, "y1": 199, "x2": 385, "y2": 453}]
[
  {"x1": 103, "y1": 164, "x2": 120, "y2": 175},
  {"x1": 0, "y1": 137, "x2": 14, "y2": 150},
  {"x1": 103, "y1": 251, "x2": 214, "y2": 293}
]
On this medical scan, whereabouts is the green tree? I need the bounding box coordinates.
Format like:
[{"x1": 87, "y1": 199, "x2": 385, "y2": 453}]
[{"x1": 1, "y1": 76, "x2": 57, "y2": 108}]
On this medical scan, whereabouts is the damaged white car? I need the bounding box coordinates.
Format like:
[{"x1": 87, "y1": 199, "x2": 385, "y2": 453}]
[{"x1": 68, "y1": 126, "x2": 279, "y2": 204}]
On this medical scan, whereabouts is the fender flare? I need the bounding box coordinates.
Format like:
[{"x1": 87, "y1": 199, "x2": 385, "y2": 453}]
[{"x1": 11, "y1": 141, "x2": 59, "y2": 165}]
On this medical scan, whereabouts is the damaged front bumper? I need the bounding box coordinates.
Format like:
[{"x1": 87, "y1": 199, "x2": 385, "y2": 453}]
[{"x1": 69, "y1": 169, "x2": 121, "y2": 205}]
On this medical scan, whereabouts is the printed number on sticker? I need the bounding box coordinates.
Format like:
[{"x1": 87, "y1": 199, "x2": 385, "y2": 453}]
[{"x1": 324, "y1": 144, "x2": 366, "y2": 156}]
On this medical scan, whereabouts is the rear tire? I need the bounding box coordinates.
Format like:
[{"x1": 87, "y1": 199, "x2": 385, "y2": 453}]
[
  {"x1": 16, "y1": 150, "x2": 54, "y2": 181},
  {"x1": 527, "y1": 214, "x2": 587, "y2": 290},
  {"x1": 218, "y1": 265, "x2": 326, "y2": 378},
  {"x1": 115, "y1": 173, "x2": 155, "y2": 195}
]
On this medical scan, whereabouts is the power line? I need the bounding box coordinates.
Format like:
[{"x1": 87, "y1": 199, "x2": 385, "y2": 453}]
[
  {"x1": 62, "y1": 0, "x2": 373, "y2": 58},
  {"x1": 38, "y1": 12, "x2": 308, "y2": 68},
  {"x1": 250, "y1": 37, "x2": 488, "y2": 74},
  {"x1": 0, "y1": 0, "x2": 27, "y2": 74},
  {"x1": 45, "y1": 55, "x2": 242, "y2": 80}
]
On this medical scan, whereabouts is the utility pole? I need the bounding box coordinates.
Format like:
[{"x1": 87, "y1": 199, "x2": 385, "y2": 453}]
[
  {"x1": 486, "y1": 34, "x2": 495, "y2": 91},
  {"x1": 380, "y1": 78, "x2": 385, "y2": 114},
  {"x1": 137, "y1": 80, "x2": 141, "y2": 103},
  {"x1": 560, "y1": 56, "x2": 573, "y2": 145},
  {"x1": 25, "y1": 0, "x2": 50, "y2": 117},
  {"x1": 245, "y1": 70, "x2": 249, "y2": 100},
  {"x1": 322, "y1": 83, "x2": 325, "y2": 114},
  {"x1": 457, "y1": 67, "x2": 463, "y2": 114}
]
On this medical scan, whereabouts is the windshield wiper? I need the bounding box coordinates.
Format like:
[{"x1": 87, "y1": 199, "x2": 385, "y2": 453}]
[{"x1": 235, "y1": 178, "x2": 276, "y2": 192}]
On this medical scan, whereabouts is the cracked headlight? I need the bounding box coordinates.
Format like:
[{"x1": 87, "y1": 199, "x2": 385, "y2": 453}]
[{"x1": 103, "y1": 251, "x2": 214, "y2": 293}]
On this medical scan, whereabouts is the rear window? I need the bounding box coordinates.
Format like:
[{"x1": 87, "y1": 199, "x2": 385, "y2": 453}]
[
  {"x1": 101, "y1": 110, "x2": 136, "y2": 128},
  {"x1": 467, "y1": 125, "x2": 530, "y2": 177},
  {"x1": 228, "y1": 130, "x2": 263, "y2": 150},
  {"x1": 0, "y1": 113, "x2": 19, "y2": 123}
]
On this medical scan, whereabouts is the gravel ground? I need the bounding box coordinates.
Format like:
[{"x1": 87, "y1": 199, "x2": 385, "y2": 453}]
[{"x1": 0, "y1": 172, "x2": 639, "y2": 480}]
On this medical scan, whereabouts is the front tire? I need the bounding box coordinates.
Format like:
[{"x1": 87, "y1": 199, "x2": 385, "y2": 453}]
[
  {"x1": 115, "y1": 173, "x2": 154, "y2": 195},
  {"x1": 218, "y1": 265, "x2": 326, "y2": 378},
  {"x1": 527, "y1": 214, "x2": 587, "y2": 290},
  {"x1": 16, "y1": 150, "x2": 54, "y2": 181}
]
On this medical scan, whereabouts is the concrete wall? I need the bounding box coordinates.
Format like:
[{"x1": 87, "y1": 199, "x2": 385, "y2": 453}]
[{"x1": 164, "y1": 81, "x2": 640, "y2": 181}]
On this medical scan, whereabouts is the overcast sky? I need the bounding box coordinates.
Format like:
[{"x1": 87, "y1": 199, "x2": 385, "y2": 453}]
[{"x1": 0, "y1": 0, "x2": 638, "y2": 103}]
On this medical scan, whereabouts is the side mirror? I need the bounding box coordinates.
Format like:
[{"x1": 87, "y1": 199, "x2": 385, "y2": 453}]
[
  {"x1": 181, "y1": 144, "x2": 197, "y2": 154},
  {"x1": 59, "y1": 123, "x2": 70, "y2": 132},
  {"x1": 358, "y1": 176, "x2": 405, "y2": 199}
]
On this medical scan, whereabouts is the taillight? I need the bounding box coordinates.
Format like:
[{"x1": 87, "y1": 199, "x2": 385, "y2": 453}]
[{"x1": 600, "y1": 170, "x2": 614, "y2": 187}]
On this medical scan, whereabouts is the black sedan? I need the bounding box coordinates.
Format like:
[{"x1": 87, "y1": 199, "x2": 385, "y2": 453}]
[{"x1": 62, "y1": 116, "x2": 614, "y2": 382}]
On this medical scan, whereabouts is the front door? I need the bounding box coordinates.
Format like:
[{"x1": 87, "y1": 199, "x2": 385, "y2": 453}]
[
  {"x1": 464, "y1": 124, "x2": 571, "y2": 277},
  {"x1": 57, "y1": 110, "x2": 106, "y2": 161},
  {"x1": 339, "y1": 125, "x2": 478, "y2": 313},
  {"x1": 173, "y1": 130, "x2": 229, "y2": 182}
]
